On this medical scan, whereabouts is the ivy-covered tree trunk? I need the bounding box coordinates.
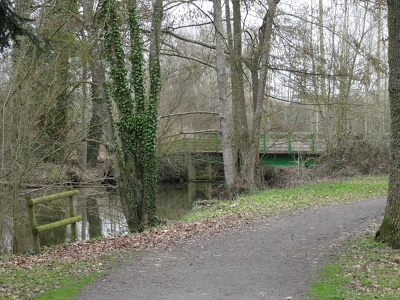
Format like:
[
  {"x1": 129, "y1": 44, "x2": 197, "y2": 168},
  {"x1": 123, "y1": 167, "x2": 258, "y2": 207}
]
[
  {"x1": 144, "y1": 0, "x2": 163, "y2": 225},
  {"x1": 100, "y1": 0, "x2": 142, "y2": 231},
  {"x1": 376, "y1": 0, "x2": 400, "y2": 249},
  {"x1": 100, "y1": 0, "x2": 162, "y2": 231}
]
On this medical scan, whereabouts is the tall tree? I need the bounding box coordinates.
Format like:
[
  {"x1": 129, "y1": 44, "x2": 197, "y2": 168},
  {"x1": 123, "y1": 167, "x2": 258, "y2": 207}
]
[
  {"x1": 162, "y1": 0, "x2": 280, "y2": 189},
  {"x1": 32, "y1": 0, "x2": 79, "y2": 162},
  {"x1": 376, "y1": 0, "x2": 400, "y2": 249},
  {"x1": 240, "y1": 0, "x2": 280, "y2": 188},
  {"x1": 99, "y1": 0, "x2": 162, "y2": 231},
  {"x1": 214, "y1": 0, "x2": 236, "y2": 189},
  {"x1": 83, "y1": 0, "x2": 112, "y2": 168},
  {"x1": 228, "y1": 0, "x2": 248, "y2": 177},
  {"x1": 144, "y1": 0, "x2": 163, "y2": 224},
  {"x1": 213, "y1": 0, "x2": 280, "y2": 189}
]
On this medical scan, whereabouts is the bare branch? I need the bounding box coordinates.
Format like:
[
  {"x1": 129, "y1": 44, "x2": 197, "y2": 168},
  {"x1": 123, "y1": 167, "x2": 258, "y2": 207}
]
[
  {"x1": 181, "y1": 129, "x2": 221, "y2": 134},
  {"x1": 161, "y1": 51, "x2": 215, "y2": 68},
  {"x1": 163, "y1": 29, "x2": 216, "y2": 50},
  {"x1": 159, "y1": 111, "x2": 219, "y2": 119}
]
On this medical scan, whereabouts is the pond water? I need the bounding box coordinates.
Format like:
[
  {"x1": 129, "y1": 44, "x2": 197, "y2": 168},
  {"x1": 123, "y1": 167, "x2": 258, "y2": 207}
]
[{"x1": 0, "y1": 182, "x2": 213, "y2": 255}]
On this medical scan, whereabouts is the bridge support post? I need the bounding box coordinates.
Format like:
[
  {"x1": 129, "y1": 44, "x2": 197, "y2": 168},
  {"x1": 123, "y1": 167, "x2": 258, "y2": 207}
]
[
  {"x1": 202, "y1": 163, "x2": 212, "y2": 180},
  {"x1": 188, "y1": 159, "x2": 196, "y2": 181},
  {"x1": 188, "y1": 182, "x2": 196, "y2": 203},
  {"x1": 187, "y1": 155, "x2": 212, "y2": 181}
]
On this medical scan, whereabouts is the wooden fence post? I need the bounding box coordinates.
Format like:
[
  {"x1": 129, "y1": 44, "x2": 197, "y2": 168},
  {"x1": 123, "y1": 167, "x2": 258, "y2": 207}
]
[
  {"x1": 67, "y1": 187, "x2": 77, "y2": 241},
  {"x1": 26, "y1": 189, "x2": 81, "y2": 254},
  {"x1": 26, "y1": 196, "x2": 41, "y2": 254}
]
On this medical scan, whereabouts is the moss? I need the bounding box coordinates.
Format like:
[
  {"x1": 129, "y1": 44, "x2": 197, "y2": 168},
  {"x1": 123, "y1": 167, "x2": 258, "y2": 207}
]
[
  {"x1": 375, "y1": 216, "x2": 389, "y2": 242},
  {"x1": 376, "y1": 215, "x2": 400, "y2": 249}
]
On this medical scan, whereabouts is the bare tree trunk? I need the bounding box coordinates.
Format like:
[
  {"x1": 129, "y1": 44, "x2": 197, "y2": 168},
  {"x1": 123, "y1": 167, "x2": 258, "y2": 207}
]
[
  {"x1": 231, "y1": 0, "x2": 248, "y2": 174},
  {"x1": 214, "y1": 0, "x2": 236, "y2": 189},
  {"x1": 336, "y1": 0, "x2": 349, "y2": 149},
  {"x1": 376, "y1": 0, "x2": 400, "y2": 249},
  {"x1": 81, "y1": 61, "x2": 88, "y2": 168},
  {"x1": 336, "y1": 1, "x2": 367, "y2": 152},
  {"x1": 82, "y1": 0, "x2": 106, "y2": 168},
  {"x1": 240, "y1": 0, "x2": 280, "y2": 189},
  {"x1": 317, "y1": 0, "x2": 333, "y2": 153},
  {"x1": 376, "y1": 4, "x2": 384, "y2": 137}
]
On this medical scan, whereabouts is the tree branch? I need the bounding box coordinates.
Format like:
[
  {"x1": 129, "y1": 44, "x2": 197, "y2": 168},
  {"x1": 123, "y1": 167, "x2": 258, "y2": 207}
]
[
  {"x1": 163, "y1": 29, "x2": 216, "y2": 50},
  {"x1": 159, "y1": 111, "x2": 219, "y2": 119},
  {"x1": 161, "y1": 51, "x2": 215, "y2": 68}
]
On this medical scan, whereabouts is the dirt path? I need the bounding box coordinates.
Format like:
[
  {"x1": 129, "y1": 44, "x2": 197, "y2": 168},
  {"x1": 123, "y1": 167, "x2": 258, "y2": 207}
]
[{"x1": 73, "y1": 197, "x2": 385, "y2": 300}]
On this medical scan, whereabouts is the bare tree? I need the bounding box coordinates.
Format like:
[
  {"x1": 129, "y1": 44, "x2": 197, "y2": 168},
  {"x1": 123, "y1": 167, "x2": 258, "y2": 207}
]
[
  {"x1": 376, "y1": 0, "x2": 400, "y2": 249},
  {"x1": 213, "y1": 0, "x2": 236, "y2": 189}
]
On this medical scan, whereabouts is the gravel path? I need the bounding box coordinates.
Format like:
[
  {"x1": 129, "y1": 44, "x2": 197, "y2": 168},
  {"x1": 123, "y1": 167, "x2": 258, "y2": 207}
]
[{"x1": 73, "y1": 197, "x2": 385, "y2": 300}]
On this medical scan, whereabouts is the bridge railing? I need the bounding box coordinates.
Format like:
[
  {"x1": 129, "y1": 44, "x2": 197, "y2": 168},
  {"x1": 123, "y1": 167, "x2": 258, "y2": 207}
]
[
  {"x1": 159, "y1": 132, "x2": 322, "y2": 155},
  {"x1": 260, "y1": 132, "x2": 320, "y2": 154}
]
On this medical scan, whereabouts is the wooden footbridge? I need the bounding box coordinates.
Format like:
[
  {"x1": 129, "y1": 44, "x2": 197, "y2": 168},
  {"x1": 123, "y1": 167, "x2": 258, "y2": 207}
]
[{"x1": 159, "y1": 132, "x2": 322, "y2": 167}]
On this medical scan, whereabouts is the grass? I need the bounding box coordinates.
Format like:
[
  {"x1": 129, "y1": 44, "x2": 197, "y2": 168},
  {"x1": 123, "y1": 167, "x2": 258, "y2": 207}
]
[
  {"x1": 183, "y1": 175, "x2": 388, "y2": 221},
  {"x1": 33, "y1": 272, "x2": 99, "y2": 300},
  {"x1": 0, "y1": 252, "x2": 127, "y2": 300},
  {"x1": 309, "y1": 238, "x2": 400, "y2": 299}
]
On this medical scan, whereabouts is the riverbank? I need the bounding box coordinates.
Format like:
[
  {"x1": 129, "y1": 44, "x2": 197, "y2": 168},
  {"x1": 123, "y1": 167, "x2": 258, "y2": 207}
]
[{"x1": 0, "y1": 176, "x2": 391, "y2": 299}]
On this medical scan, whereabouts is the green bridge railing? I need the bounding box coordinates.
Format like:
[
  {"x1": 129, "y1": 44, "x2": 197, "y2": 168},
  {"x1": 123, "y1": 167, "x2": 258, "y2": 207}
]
[{"x1": 159, "y1": 132, "x2": 320, "y2": 155}]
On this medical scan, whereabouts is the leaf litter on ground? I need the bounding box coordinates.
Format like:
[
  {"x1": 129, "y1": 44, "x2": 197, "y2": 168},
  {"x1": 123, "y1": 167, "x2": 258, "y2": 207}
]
[{"x1": 0, "y1": 213, "x2": 255, "y2": 299}]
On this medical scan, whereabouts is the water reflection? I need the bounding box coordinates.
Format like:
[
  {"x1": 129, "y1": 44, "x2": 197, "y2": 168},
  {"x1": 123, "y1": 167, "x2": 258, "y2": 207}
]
[
  {"x1": 0, "y1": 216, "x2": 13, "y2": 254},
  {"x1": 77, "y1": 190, "x2": 129, "y2": 239},
  {"x1": 157, "y1": 182, "x2": 212, "y2": 220},
  {"x1": 1, "y1": 182, "x2": 212, "y2": 254}
]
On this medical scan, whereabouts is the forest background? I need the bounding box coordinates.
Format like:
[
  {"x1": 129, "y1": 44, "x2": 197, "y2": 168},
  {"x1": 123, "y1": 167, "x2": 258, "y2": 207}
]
[{"x1": 0, "y1": 0, "x2": 390, "y2": 254}]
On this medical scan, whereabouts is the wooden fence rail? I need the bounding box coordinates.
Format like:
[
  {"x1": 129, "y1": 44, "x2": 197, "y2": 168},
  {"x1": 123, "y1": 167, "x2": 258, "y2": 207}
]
[{"x1": 26, "y1": 188, "x2": 81, "y2": 254}]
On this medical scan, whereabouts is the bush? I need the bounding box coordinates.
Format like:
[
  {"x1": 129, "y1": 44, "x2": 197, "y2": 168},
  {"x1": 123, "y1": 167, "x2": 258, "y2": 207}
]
[{"x1": 315, "y1": 134, "x2": 389, "y2": 177}]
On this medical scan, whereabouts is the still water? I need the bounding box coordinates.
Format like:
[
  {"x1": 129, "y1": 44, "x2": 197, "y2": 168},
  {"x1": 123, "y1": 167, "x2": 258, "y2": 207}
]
[{"x1": 0, "y1": 182, "x2": 213, "y2": 254}]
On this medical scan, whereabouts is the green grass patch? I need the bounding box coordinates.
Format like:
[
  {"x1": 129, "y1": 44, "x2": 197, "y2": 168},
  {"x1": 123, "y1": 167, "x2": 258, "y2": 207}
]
[
  {"x1": 183, "y1": 176, "x2": 388, "y2": 221},
  {"x1": 0, "y1": 252, "x2": 125, "y2": 300},
  {"x1": 33, "y1": 272, "x2": 100, "y2": 300},
  {"x1": 309, "y1": 237, "x2": 400, "y2": 299}
]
